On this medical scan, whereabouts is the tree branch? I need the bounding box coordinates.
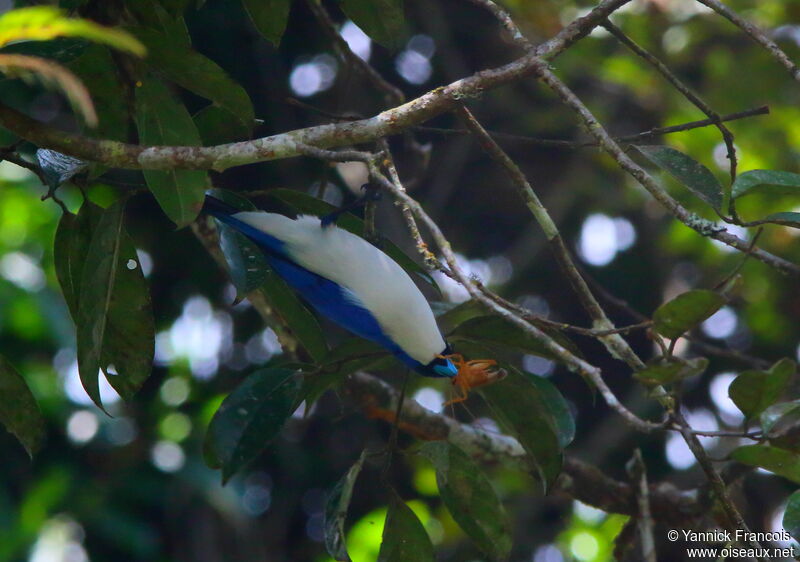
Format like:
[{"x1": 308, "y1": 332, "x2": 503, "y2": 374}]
[
  {"x1": 0, "y1": 0, "x2": 633, "y2": 171},
  {"x1": 343, "y1": 370, "x2": 701, "y2": 523},
  {"x1": 456, "y1": 104, "x2": 646, "y2": 371}
]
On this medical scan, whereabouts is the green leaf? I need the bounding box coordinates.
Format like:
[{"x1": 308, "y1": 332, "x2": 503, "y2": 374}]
[
  {"x1": 763, "y1": 212, "x2": 800, "y2": 228},
  {"x1": 634, "y1": 357, "x2": 708, "y2": 386},
  {"x1": 209, "y1": 189, "x2": 329, "y2": 362},
  {"x1": 521, "y1": 370, "x2": 575, "y2": 449},
  {"x1": 53, "y1": 202, "x2": 103, "y2": 319},
  {"x1": 635, "y1": 145, "x2": 723, "y2": 210},
  {"x1": 0, "y1": 6, "x2": 145, "y2": 55},
  {"x1": 433, "y1": 299, "x2": 485, "y2": 333},
  {"x1": 67, "y1": 45, "x2": 130, "y2": 141},
  {"x1": 76, "y1": 200, "x2": 155, "y2": 408},
  {"x1": 301, "y1": 339, "x2": 391, "y2": 408},
  {"x1": 266, "y1": 188, "x2": 440, "y2": 295},
  {"x1": 205, "y1": 368, "x2": 302, "y2": 482},
  {"x1": 419, "y1": 442, "x2": 511, "y2": 560},
  {"x1": 729, "y1": 358, "x2": 795, "y2": 420},
  {"x1": 783, "y1": 490, "x2": 800, "y2": 542},
  {"x1": 732, "y1": 169, "x2": 800, "y2": 200},
  {"x1": 129, "y1": 0, "x2": 191, "y2": 46},
  {"x1": 324, "y1": 451, "x2": 368, "y2": 561},
  {"x1": 479, "y1": 366, "x2": 562, "y2": 491},
  {"x1": 132, "y1": 27, "x2": 254, "y2": 130},
  {"x1": 449, "y1": 314, "x2": 578, "y2": 361},
  {"x1": 652, "y1": 289, "x2": 725, "y2": 340},
  {"x1": 731, "y1": 445, "x2": 800, "y2": 484},
  {"x1": 242, "y1": 0, "x2": 291, "y2": 45},
  {"x1": 378, "y1": 490, "x2": 435, "y2": 562},
  {"x1": 339, "y1": 0, "x2": 405, "y2": 48},
  {"x1": 194, "y1": 105, "x2": 252, "y2": 146},
  {"x1": 0, "y1": 355, "x2": 45, "y2": 457},
  {"x1": 762, "y1": 401, "x2": 800, "y2": 435},
  {"x1": 135, "y1": 77, "x2": 208, "y2": 227}
]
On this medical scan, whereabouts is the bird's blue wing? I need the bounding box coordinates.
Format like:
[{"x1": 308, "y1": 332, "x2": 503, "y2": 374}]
[{"x1": 266, "y1": 254, "x2": 424, "y2": 371}]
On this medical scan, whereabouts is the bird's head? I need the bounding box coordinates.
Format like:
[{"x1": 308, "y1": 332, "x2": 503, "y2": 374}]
[{"x1": 422, "y1": 343, "x2": 458, "y2": 378}]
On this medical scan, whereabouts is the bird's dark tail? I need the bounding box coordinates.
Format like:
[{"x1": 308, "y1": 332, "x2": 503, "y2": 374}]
[{"x1": 202, "y1": 193, "x2": 240, "y2": 218}]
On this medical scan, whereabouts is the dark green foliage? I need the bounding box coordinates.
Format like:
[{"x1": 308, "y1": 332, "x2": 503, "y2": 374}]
[
  {"x1": 0, "y1": 355, "x2": 45, "y2": 457},
  {"x1": 132, "y1": 27, "x2": 255, "y2": 129},
  {"x1": 377, "y1": 490, "x2": 435, "y2": 562},
  {"x1": 135, "y1": 77, "x2": 208, "y2": 226},
  {"x1": 729, "y1": 358, "x2": 795, "y2": 420},
  {"x1": 339, "y1": 0, "x2": 405, "y2": 48},
  {"x1": 635, "y1": 145, "x2": 723, "y2": 210},
  {"x1": 480, "y1": 367, "x2": 563, "y2": 491},
  {"x1": 324, "y1": 451, "x2": 367, "y2": 561},
  {"x1": 634, "y1": 357, "x2": 708, "y2": 386},
  {"x1": 419, "y1": 442, "x2": 511, "y2": 560},
  {"x1": 652, "y1": 289, "x2": 725, "y2": 340},
  {"x1": 205, "y1": 368, "x2": 302, "y2": 482},
  {"x1": 74, "y1": 200, "x2": 155, "y2": 407},
  {"x1": 241, "y1": 0, "x2": 291, "y2": 45}
]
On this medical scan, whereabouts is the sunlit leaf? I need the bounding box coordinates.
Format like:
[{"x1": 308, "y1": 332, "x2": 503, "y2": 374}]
[
  {"x1": 0, "y1": 7, "x2": 145, "y2": 55},
  {"x1": 0, "y1": 54, "x2": 97, "y2": 125},
  {"x1": 339, "y1": 0, "x2": 405, "y2": 48},
  {"x1": 783, "y1": 490, "x2": 800, "y2": 542},
  {"x1": 205, "y1": 367, "x2": 302, "y2": 482},
  {"x1": 635, "y1": 145, "x2": 723, "y2": 210},
  {"x1": 731, "y1": 445, "x2": 800, "y2": 484},
  {"x1": 266, "y1": 188, "x2": 440, "y2": 295},
  {"x1": 480, "y1": 366, "x2": 562, "y2": 490},
  {"x1": 0, "y1": 355, "x2": 45, "y2": 457},
  {"x1": 377, "y1": 490, "x2": 435, "y2": 562},
  {"x1": 324, "y1": 450, "x2": 368, "y2": 561},
  {"x1": 135, "y1": 77, "x2": 208, "y2": 227},
  {"x1": 634, "y1": 357, "x2": 708, "y2": 386},
  {"x1": 418, "y1": 442, "x2": 511, "y2": 560},
  {"x1": 729, "y1": 358, "x2": 795, "y2": 420},
  {"x1": 652, "y1": 289, "x2": 725, "y2": 340},
  {"x1": 242, "y1": 0, "x2": 291, "y2": 45},
  {"x1": 732, "y1": 169, "x2": 800, "y2": 200},
  {"x1": 76, "y1": 200, "x2": 155, "y2": 408},
  {"x1": 132, "y1": 27, "x2": 254, "y2": 130}
]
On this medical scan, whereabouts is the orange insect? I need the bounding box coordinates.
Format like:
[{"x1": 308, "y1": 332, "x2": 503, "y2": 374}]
[{"x1": 440, "y1": 353, "x2": 507, "y2": 405}]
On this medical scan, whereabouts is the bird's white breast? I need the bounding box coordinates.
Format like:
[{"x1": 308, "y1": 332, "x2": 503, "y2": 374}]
[{"x1": 233, "y1": 212, "x2": 446, "y2": 365}]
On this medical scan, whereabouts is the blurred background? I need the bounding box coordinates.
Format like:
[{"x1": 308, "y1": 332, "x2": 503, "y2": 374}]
[{"x1": 2, "y1": 0, "x2": 800, "y2": 560}]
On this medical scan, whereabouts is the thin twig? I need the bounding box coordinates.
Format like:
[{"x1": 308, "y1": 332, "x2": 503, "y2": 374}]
[
  {"x1": 366, "y1": 161, "x2": 664, "y2": 433},
  {"x1": 530, "y1": 61, "x2": 800, "y2": 277},
  {"x1": 672, "y1": 409, "x2": 764, "y2": 556},
  {"x1": 456, "y1": 104, "x2": 645, "y2": 370},
  {"x1": 627, "y1": 450, "x2": 657, "y2": 562},
  {"x1": 304, "y1": 0, "x2": 405, "y2": 106},
  {"x1": 602, "y1": 19, "x2": 738, "y2": 183},
  {"x1": 414, "y1": 105, "x2": 769, "y2": 149},
  {"x1": 696, "y1": 0, "x2": 800, "y2": 81}
]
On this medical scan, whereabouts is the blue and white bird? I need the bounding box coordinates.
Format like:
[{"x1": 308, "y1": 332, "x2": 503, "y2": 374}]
[{"x1": 204, "y1": 194, "x2": 459, "y2": 379}]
